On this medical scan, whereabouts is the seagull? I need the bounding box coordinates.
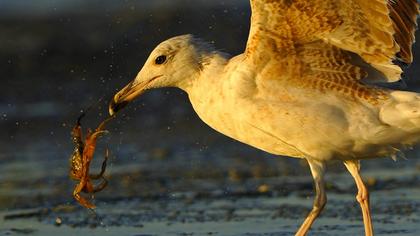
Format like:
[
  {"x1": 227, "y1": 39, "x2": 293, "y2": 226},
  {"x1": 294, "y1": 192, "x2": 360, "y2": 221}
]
[{"x1": 109, "y1": 1, "x2": 419, "y2": 235}]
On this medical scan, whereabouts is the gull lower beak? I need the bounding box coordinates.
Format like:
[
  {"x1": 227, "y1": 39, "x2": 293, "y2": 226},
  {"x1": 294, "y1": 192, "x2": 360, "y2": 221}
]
[{"x1": 109, "y1": 81, "x2": 145, "y2": 116}]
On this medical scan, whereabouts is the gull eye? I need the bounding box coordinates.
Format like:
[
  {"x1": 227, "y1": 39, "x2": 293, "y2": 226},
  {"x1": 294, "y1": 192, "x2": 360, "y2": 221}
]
[{"x1": 155, "y1": 55, "x2": 167, "y2": 65}]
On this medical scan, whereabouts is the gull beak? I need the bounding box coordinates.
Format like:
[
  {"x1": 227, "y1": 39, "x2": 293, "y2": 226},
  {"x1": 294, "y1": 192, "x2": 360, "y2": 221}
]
[
  {"x1": 109, "y1": 75, "x2": 162, "y2": 115},
  {"x1": 109, "y1": 80, "x2": 146, "y2": 116}
]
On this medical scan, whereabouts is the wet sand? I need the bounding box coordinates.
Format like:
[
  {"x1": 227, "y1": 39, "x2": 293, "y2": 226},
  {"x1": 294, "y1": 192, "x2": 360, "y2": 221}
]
[{"x1": 1, "y1": 149, "x2": 420, "y2": 235}]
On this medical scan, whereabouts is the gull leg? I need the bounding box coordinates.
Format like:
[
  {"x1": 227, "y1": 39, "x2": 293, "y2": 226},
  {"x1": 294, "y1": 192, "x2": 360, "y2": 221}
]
[
  {"x1": 344, "y1": 160, "x2": 373, "y2": 236},
  {"x1": 296, "y1": 159, "x2": 327, "y2": 236}
]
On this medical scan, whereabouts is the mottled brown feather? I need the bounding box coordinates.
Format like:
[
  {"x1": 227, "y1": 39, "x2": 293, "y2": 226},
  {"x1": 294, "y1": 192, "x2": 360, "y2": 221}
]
[
  {"x1": 296, "y1": 41, "x2": 387, "y2": 104},
  {"x1": 246, "y1": 0, "x2": 419, "y2": 85}
]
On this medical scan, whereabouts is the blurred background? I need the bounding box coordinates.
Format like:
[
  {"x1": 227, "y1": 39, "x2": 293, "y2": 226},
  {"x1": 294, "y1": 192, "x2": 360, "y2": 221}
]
[{"x1": 1, "y1": 0, "x2": 420, "y2": 234}]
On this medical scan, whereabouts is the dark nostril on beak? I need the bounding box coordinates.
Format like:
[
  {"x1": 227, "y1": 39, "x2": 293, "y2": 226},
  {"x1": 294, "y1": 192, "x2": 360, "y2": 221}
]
[{"x1": 109, "y1": 99, "x2": 129, "y2": 116}]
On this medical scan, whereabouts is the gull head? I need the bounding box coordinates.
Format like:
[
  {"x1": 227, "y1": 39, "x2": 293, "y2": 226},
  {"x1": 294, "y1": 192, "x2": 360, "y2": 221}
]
[{"x1": 109, "y1": 34, "x2": 214, "y2": 115}]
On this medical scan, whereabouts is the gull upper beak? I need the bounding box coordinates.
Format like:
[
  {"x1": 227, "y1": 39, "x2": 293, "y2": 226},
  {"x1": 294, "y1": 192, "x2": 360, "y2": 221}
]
[{"x1": 109, "y1": 80, "x2": 146, "y2": 116}]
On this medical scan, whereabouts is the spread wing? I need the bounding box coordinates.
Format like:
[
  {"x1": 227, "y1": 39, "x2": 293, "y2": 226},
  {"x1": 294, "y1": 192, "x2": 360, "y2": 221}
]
[{"x1": 245, "y1": 0, "x2": 419, "y2": 83}]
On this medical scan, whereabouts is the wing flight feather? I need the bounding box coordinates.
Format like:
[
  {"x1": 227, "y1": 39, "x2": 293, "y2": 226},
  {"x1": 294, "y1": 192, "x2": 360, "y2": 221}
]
[{"x1": 245, "y1": 0, "x2": 419, "y2": 83}]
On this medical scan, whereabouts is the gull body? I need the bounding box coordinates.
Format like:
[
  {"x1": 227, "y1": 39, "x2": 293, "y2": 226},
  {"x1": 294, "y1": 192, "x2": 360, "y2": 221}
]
[
  {"x1": 109, "y1": 1, "x2": 420, "y2": 235},
  {"x1": 183, "y1": 50, "x2": 419, "y2": 162}
]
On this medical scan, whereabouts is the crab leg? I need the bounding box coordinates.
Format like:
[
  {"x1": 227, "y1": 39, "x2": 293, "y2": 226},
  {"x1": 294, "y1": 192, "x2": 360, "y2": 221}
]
[
  {"x1": 89, "y1": 149, "x2": 109, "y2": 180},
  {"x1": 92, "y1": 178, "x2": 108, "y2": 193}
]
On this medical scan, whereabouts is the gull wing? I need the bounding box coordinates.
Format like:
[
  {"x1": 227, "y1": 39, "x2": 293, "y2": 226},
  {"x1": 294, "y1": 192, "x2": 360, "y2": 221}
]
[{"x1": 245, "y1": 0, "x2": 419, "y2": 83}]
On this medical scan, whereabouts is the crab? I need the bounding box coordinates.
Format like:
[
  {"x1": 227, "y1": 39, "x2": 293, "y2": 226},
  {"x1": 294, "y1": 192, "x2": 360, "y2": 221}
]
[{"x1": 69, "y1": 113, "x2": 113, "y2": 209}]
